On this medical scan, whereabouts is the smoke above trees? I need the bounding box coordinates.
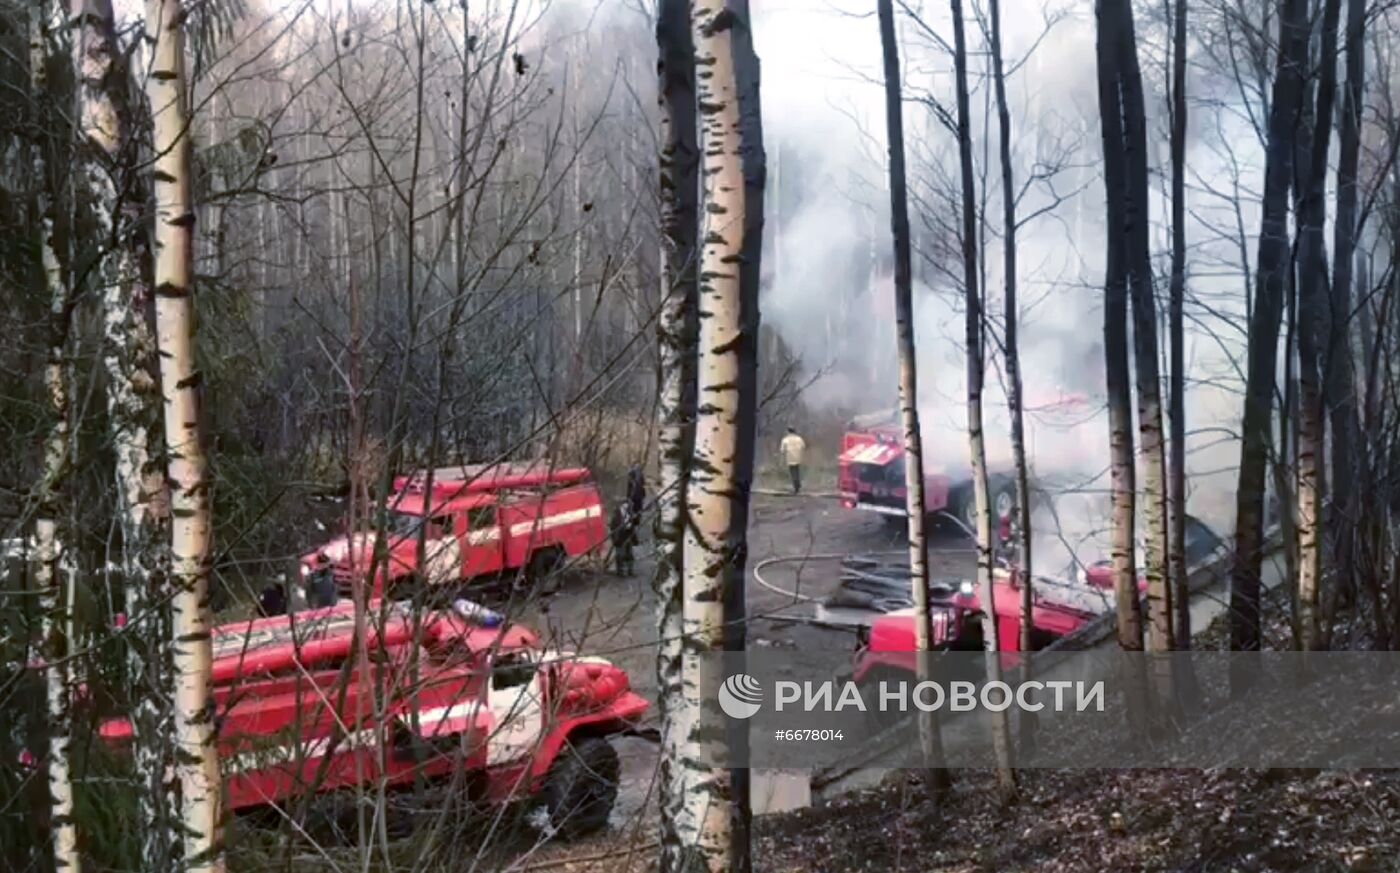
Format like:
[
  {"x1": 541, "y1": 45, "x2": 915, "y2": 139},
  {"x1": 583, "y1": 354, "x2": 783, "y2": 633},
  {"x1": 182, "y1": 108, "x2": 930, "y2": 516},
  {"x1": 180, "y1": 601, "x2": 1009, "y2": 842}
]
[{"x1": 755, "y1": 1, "x2": 1258, "y2": 550}]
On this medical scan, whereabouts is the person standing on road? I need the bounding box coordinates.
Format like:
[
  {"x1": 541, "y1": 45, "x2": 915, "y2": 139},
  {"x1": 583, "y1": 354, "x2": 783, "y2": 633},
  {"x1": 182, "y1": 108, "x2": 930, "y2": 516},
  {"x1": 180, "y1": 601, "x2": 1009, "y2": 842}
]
[
  {"x1": 610, "y1": 503, "x2": 636, "y2": 576},
  {"x1": 779, "y1": 427, "x2": 807, "y2": 494}
]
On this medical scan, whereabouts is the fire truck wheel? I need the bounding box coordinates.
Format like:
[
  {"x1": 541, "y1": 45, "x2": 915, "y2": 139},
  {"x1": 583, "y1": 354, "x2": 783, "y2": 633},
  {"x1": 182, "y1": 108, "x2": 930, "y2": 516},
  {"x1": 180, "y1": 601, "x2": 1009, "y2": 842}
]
[
  {"x1": 539, "y1": 735, "x2": 619, "y2": 839},
  {"x1": 994, "y1": 486, "x2": 1015, "y2": 519},
  {"x1": 956, "y1": 483, "x2": 1017, "y2": 533}
]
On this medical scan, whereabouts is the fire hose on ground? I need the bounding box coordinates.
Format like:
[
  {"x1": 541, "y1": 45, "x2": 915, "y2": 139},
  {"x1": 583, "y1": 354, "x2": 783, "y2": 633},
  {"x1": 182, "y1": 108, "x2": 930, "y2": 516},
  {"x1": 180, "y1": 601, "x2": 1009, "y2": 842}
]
[{"x1": 751, "y1": 550, "x2": 975, "y2": 616}]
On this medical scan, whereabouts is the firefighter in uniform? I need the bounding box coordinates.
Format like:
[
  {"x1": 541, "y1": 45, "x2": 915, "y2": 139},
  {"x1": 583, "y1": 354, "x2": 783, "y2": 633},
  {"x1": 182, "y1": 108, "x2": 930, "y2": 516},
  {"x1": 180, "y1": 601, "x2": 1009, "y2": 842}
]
[{"x1": 306, "y1": 554, "x2": 337, "y2": 608}]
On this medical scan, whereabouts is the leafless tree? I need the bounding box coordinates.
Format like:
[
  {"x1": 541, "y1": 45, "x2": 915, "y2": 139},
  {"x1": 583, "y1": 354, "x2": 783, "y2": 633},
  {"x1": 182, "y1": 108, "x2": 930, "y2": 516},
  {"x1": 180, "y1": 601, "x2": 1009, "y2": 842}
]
[
  {"x1": 949, "y1": 0, "x2": 1015, "y2": 797},
  {"x1": 1230, "y1": 0, "x2": 1308, "y2": 677},
  {"x1": 877, "y1": 0, "x2": 951, "y2": 798}
]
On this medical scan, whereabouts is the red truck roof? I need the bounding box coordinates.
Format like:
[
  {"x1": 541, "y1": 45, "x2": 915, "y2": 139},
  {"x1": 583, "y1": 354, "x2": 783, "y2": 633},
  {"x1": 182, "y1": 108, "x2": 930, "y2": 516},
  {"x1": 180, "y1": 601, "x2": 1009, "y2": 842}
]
[
  {"x1": 208, "y1": 601, "x2": 539, "y2": 685},
  {"x1": 393, "y1": 463, "x2": 592, "y2": 500}
]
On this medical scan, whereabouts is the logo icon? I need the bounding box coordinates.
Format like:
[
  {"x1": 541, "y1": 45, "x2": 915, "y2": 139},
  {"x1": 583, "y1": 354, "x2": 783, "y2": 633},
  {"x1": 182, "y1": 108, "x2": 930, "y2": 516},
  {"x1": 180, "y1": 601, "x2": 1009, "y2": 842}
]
[{"x1": 718, "y1": 673, "x2": 764, "y2": 719}]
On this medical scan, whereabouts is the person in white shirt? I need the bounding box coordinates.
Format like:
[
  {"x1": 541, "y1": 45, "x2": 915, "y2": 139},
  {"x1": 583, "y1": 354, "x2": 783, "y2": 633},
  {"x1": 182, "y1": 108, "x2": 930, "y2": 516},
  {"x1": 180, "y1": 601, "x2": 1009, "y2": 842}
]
[{"x1": 779, "y1": 427, "x2": 807, "y2": 494}]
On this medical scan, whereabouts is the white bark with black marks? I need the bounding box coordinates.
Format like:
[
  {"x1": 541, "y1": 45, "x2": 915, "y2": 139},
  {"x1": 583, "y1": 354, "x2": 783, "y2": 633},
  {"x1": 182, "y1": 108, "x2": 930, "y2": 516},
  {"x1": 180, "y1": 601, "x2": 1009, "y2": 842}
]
[
  {"x1": 72, "y1": 0, "x2": 178, "y2": 862},
  {"x1": 144, "y1": 0, "x2": 224, "y2": 867},
  {"x1": 31, "y1": 2, "x2": 78, "y2": 868},
  {"x1": 656, "y1": 0, "x2": 699, "y2": 868},
  {"x1": 677, "y1": 1, "x2": 750, "y2": 869}
]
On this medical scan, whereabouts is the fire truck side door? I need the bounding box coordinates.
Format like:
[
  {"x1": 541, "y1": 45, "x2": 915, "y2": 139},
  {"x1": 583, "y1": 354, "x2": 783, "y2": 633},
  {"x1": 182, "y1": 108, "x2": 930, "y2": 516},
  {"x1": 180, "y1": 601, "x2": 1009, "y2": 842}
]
[{"x1": 461, "y1": 502, "x2": 504, "y2": 577}]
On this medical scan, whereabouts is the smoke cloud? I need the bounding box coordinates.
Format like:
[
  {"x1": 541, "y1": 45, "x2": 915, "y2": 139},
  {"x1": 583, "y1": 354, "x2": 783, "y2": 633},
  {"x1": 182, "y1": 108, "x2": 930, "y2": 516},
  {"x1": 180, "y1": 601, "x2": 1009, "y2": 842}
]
[{"x1": 755, "y1": 2, "x2": 1260, "y2": 572}]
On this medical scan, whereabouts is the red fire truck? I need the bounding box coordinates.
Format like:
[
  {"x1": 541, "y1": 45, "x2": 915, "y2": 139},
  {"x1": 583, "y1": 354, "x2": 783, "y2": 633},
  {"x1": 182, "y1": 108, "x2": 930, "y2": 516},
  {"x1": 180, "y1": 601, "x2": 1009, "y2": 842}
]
[
  {"x1": 300, "y1": 463, "x2": 609, "y2": 601},
  {"x1": 837, "y1": 409, "x2": 1017, "y2": 531},
  {"x1": 851, "y1": 566, "x2": 1113, "y2": 682},
  {"x1": 838, "y1": 393, "x2": 1094, "y2": 531},
  {"x1": 851, "y1": 513, "x2": 1226, "y2": 683},
  {"x1": 99, "y1": 600, "x2": 648, "y2": 838}
]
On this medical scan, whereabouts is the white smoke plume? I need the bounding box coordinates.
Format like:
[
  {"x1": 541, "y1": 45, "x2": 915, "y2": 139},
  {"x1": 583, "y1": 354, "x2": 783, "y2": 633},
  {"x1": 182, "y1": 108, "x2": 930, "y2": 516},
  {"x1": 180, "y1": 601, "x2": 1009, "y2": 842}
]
[{"x1": 755, "y1": 2, "x2": 1261, "y2": 572}]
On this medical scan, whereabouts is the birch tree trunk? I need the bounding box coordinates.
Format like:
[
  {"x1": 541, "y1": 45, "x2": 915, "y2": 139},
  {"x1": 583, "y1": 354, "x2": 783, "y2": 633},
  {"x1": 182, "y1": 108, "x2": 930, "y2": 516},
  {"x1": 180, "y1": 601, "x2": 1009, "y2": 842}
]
[
  {"x1": 1113, "y1": 0, "x2": 1175, "y2": 712},
  {"x1": 1230, "y1": 0, "x2": 1308, "y2": 680},
  {"x1": 1108, "y1": 3, "x2": 1176, "y2": 721},
  {"x1": 144, "y1": 0, "x2": 224, "y2": 867},
  {"x1": 1323, "y1": 0, "x2": 1367, "y2": 647},
  {"x1": 1168, "y1": 0, "x2": 1191, "y2": 654},
  {"x1": 950, "y1": 0, "x2": 1015, "y2": 795},
  {"x1": 572, "y1": 46, "x2": 584, "y2": 346},
  {"x1": 72, "y1": 0, "x2": 178, "y2": 863},
  {"x1": 726, "y1": 5, "x2": 763, "y2": 864},
  {"x1": 677, "y1": 2, "x2": 751, "y2": 869},
  {"x1": 1094, "y1": 0, "x2": 1146, "y2": 663},
  {"x1": 31, "y1": 4, "x2": 78, "y2": 867},
  {"x1": 986, "y1": 0, "x2": 1038, "y2": 754},
  {"x1": 1294, "y1": 0, "x2": 1343, "y2": 652},
  {"x1": 655, "y1": 3, "x2": 699, "y2": 868},
  {"x1": 877, "y1": 0, "x2": 950, "y2": 796}
]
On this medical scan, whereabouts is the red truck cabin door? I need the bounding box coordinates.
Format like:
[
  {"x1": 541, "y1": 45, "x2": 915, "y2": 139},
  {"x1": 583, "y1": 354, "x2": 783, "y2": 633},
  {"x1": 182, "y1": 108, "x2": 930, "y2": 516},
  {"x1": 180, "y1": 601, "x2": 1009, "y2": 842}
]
[{"x1": 461, "y1": 503, "x2": 504, "y2": 578}]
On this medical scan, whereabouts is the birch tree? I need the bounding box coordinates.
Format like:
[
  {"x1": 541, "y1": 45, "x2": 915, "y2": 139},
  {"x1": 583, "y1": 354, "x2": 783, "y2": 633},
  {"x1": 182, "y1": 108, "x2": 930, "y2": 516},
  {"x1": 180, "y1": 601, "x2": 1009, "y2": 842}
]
[
  {"x1": 1323, "y1": 0, "x2": 1367, "y2": 646},
  {"x1": 1094, "y1": 0, "x2": 1146, "y2": 666},
  {"x1": 1167, "y1": 0, "x2": 1191, "y2": 654},
  {"x1": 677, "y1": 1, "x2": 755, "y2": 868},
  {"x1": 725, "y1": 4, "x2": 763, "y2": 863},
  {"x1": 1113, "y1": 0, "x2": 1175, "y2": 712},
  {"x1": 72, "y1": 0, "x2": 177, "y2": 862},
  {"x1": 949, "y1": 0, "x2": 1015, "y2": 795},
  {"x1": 144, "y1": 0, "x2": 224, "y2": 866},
  {"x1": 30, "y1": 2, "x2": 78, "y2": 868},
  {"x1": 1231, "y1": 0, "x2": 1308, "y2": 672},
  {"x1": 1295, "y1": 0, "x2": 1343, "y2": 652},
  {"x1": 984, "y1": 0, "x2": 1038, "y2": 752},
  {"x1": 655, "y1": 0, "x2": 699, "y2": 867},
  {"x1": 877, "y1": 0, "x2": 950, "y2": 796}
]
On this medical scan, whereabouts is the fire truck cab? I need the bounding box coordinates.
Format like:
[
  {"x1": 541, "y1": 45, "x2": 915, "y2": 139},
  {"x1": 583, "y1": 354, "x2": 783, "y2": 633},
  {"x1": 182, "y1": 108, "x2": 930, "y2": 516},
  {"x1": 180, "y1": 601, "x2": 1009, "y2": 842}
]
[
  {"x1": 837, "y1": 413, "x2": 1017, "y2": 531},
  {"x1": 301, "y1": 463, "x2": 608, "y2": 602}
]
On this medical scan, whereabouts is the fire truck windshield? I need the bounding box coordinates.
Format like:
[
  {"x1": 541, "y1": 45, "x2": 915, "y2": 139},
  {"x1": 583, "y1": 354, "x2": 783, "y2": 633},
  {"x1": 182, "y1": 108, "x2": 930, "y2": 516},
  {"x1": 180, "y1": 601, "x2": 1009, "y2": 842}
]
[{"x1": 384, "y1": 511, "x2": 448, "y2": 539}]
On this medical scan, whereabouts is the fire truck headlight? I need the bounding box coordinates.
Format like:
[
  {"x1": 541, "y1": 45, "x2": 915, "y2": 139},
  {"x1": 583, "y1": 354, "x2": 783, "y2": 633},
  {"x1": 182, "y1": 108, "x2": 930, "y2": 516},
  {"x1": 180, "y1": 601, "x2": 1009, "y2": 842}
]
[
  {"x1": 958, "y1": 580, "x2": 974, "y2": 597},
  {"x1": 299, "y1": 563, "x2": 310, "y2": 579}
]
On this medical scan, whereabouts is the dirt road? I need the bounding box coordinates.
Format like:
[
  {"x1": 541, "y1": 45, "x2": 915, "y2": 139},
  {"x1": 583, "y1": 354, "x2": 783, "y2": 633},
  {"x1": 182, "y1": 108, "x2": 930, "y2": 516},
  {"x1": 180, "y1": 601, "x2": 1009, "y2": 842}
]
[{"x1": 530, "y1": 493, "x2": 977, "y2": 829}]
